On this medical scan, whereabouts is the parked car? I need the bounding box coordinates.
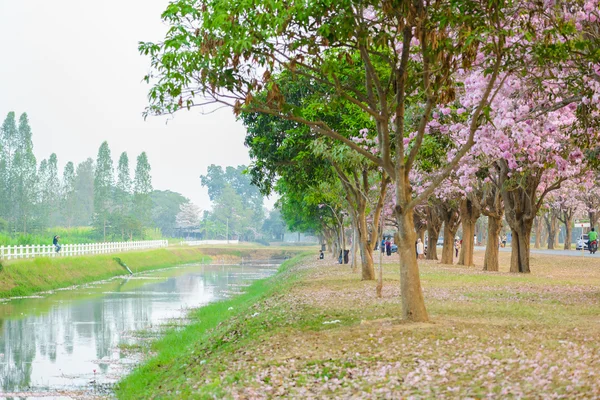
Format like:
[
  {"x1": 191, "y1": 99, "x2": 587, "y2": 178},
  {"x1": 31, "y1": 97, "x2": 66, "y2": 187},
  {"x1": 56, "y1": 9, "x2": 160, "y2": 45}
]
[
  {"x1": 576, "y1": 234, "x2": 589, "y2": 250},
  {"x1": 437, "y1": 237, "x2": 444, "y2": 246},
  {"x1": 391, "y1": 244, "x2": 398, "y2": 253}
]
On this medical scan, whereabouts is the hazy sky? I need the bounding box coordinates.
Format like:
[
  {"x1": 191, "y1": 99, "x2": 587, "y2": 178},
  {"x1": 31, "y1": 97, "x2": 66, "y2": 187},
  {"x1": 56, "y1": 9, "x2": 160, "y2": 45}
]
[{"x1": 0, "y1": 1, "x2": 268, "y2": 210}]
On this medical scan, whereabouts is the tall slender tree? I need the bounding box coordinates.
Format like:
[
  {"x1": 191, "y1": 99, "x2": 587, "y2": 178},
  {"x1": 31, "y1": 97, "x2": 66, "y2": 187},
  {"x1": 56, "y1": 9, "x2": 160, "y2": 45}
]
[
  {"x1": 133, "y1": 152, "x2": 153, "y2": 237},
  {"x1": 114, "y1": 152, "x2": 133, "y2": 239},
  {"x1": 11, "y1": 113, "x2": 37, "y2": 233},
  {"x1": 46, "y1": 153, "x2": 60, "y2": 226},
  {"x1": 1, "y1": 112, "x2": 18, "y2": 229},
  {"x1": 73, "y1": 158, "x2": 95, "y2": 226},
  {"x1": 62, "y1": 161, "x2": 76, "y2": 228},
  {"x1": 1, "y1": 112, "x2": 18, "y2": 172},
  {"x1": 94, "y1": 141, "x2": 114, "y2": 240},
  {"x1": 116, "y1": 152, "x2": 132, "y2": 195},
  {"x1": 37, "y1": 159, "x2": 50, "y2": 229},
  {"x1": 0, "y1": 140, "x2": 7, "y2": 223}
]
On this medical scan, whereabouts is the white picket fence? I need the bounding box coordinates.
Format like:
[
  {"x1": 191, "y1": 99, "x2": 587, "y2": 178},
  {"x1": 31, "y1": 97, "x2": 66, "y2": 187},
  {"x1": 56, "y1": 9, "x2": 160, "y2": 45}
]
[
  {"x1": 181, "y1": 240, "x2": 239, "y2": 246},
  {"x1": 0, "y1": 240, "x2": 169, "y2": 261}
]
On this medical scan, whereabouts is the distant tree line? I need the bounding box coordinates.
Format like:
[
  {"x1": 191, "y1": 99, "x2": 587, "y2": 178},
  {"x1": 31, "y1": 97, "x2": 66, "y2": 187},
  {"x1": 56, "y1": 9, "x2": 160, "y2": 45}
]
[
  {"x1": 0, "y1": 111, "x2": 188, "y2": 242},
  {"x1": 175, "y1": 164, "x2": 286, "y2": 242}
]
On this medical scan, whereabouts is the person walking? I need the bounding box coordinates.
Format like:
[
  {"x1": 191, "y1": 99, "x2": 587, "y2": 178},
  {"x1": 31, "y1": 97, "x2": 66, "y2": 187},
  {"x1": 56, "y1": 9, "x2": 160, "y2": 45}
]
[
  {"x1": 454, "y1": 238, "x2": 461, "y2": 258},
  {"x1": 381, "y1": 238, "x2": 386, "y2": 253},
  {"x1": 417, "y1": 238, "x2": 425, "y2": 260},
  {"x1": 385, "y1": 238, "x2": 391, "y2": 256},
  {"x1": 53, "y1": 235, "x2": 61, "y2": 253}
]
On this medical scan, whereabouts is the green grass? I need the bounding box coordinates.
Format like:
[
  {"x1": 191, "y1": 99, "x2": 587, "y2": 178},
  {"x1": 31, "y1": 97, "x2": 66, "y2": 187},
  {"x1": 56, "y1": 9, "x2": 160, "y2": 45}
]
[
  {"x1": 0, "y1": 246, "x2": 302, "y2": 299},
  {"x1": 115, "y1": 252, "x2": 600, "y2": 398},
  {"x1": 0, "y1": 247, "x2": 212, "y2": 298},
  {"x1": 115, "y1": 253, "x2": 313, "y2": 399}
]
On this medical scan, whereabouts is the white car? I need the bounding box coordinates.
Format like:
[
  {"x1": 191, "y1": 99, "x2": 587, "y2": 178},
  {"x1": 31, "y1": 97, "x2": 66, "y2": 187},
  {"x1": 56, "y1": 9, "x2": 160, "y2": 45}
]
[{"x1": 576, "y1": 234, "x2": 589, "y2": 250}]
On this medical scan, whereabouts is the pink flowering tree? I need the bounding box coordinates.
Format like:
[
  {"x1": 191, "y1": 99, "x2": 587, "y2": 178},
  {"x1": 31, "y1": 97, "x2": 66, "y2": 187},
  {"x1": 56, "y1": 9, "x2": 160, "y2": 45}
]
[
  {"x1": 480, "y1": 179, "x2": 504, "y2": 271},
  {"x1": 546, "y1": 184, "x2": 587, "y2": 250},
  {"x1": 576, "y1": 184, "x2": 600, "y2": 229},
  {"x1": 453, "y1": 160, "x2": 504, "y2": 271},
  {"x1": 413, "y1": 172, "x2": 464, "y2": 265},
  {"x1": 139, "y1": 0, "x2": 597, "y2": 320},
  {"x1": 469, "y1": 72, "x2": 598, "y2": 272}
]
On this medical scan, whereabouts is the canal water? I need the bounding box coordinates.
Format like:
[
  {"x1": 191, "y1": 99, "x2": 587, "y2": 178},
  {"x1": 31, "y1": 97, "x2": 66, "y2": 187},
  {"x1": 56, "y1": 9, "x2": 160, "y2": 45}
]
[{"x1": 0, "y1": 261, "x2": 279, "y2": 399}]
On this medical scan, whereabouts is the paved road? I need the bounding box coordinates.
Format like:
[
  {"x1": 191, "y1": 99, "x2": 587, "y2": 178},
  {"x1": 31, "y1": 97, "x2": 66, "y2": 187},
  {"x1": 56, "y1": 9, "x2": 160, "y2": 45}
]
[{"x1": 473, "y1": 245, "x2": 600, "y2": 258}]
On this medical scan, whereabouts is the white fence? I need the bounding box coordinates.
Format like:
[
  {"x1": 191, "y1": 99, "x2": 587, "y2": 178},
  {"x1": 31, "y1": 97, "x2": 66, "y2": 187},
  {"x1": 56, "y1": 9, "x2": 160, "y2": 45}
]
[
  {"x1": 0, "y1": 240, "x2": 169, "y2": 261},
  {"x1": 181, "y1": 240, "x2": 239, "y2": 246}
]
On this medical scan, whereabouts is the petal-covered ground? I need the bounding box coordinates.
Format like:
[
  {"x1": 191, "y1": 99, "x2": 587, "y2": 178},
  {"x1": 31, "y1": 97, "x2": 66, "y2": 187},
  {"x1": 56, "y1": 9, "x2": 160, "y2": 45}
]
[{"x1": 117, "y1": 251, "x2": 600, "y2": 399}]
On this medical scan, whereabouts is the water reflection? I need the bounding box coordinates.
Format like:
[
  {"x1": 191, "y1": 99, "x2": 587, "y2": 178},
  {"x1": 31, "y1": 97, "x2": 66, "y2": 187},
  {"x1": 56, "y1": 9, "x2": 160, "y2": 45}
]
[{"x1": 0, "y1": 263, "x2": 276, "y2": 397}]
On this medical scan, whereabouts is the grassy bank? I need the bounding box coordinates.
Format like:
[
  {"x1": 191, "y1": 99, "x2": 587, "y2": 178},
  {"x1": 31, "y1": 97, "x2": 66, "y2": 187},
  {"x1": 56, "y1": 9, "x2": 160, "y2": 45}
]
[
  {"x1": 115, "y1": 253, "x2": 311, "y2": 398},
  {"x1": 116, "y1": 251, "x2": 600, "y2": 398},
  {"x1": 0, "y1": 246, "x2": 299, "y2": 299}
]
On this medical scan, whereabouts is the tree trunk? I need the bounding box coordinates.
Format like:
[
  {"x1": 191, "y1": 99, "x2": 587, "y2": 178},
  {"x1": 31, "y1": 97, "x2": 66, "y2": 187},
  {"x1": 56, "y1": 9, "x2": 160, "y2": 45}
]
[
  {"x1": 395, "y1": 206, "x2": 428, "y2": 322},
  {"x1": 426, "y1": 233, "x2": 439, "y2": 260},
  {"x1": 545, "y1": 211, "x2": 558, "y2": 250},
  {"x1": 534, "y1": 217, "x2": 542, "y2": 249},
  {"x1": 458, "y1": 198, "x2": 480, "y2": 267},
  {"x1": 541, "y1": 224, "x2": 548, "y2": 248},
  {"x1": 341, "y1": 219, "x2": 346, "y2": 256},
  {"x1": 438, "y1": 202, "x2": 461, "y2": 265},
  {"x1": 358, "y1": 219, "x2": 375, "y2": 279},
  {"x1": 564, "y1": 220, "x2": 572, "y2": 250},
  {"x1": 323, "y1": 228, "x2": 334, "y2": 254},
  {"x1": 440, "y1": 224, "x2": 457, "y2": 265},
  {"x1": 590, "y1": 211, "x2": 598, "y2": 230},
  {"x1": 510, "y1": 223, "x2": 533, "y2": 273},
  {"x1": 376, "y1": 218, "x2": 384, "y2": 297},
  {"x1": 418, "y1": 228, "x2": 425, "y2": 243},
  {"x1": 458, "y1": 222, "x2": 470, "y2": 265},
  {"x1": 425, "y1": 205, "x2": 442, "y2": 260},
  {"x1": 498, "y1": 160, "x2": 549, "y2": 274},
  {"x1": 483, "y1": 215, "x2": 502, "y2": 271},
  {"x1": 354, "y1": 203, "x2": 375, "y2": 280},
  {"x1": 480, "y1": 180, "x2": 504, "y2": 272},
  {"x1": 350, "y1": 225, "x2": 358, "y2": 272},
  {"x1": 332, "y1": 237, "x2": 339, "y2": 261}
]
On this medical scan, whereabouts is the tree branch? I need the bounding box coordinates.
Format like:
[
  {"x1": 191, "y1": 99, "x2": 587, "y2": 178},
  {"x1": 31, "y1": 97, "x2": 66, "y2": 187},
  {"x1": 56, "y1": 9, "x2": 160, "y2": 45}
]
[{"x1": 407, "y1": 48, "x2": 504, "y2": 210}]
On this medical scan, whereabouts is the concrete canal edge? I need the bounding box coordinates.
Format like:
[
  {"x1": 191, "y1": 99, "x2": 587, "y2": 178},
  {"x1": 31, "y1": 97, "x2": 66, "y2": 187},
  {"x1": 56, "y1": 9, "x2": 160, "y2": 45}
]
[{"x1": 0, "y1": 246, "x2": 303, "y2": 299}]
